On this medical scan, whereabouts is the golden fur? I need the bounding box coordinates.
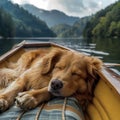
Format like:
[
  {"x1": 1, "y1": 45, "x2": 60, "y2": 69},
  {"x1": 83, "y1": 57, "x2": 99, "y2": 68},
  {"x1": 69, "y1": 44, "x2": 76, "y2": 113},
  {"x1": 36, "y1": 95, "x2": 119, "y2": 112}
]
[{"x1": 0, "y1": 48, "x2": 102, "y2": 112}]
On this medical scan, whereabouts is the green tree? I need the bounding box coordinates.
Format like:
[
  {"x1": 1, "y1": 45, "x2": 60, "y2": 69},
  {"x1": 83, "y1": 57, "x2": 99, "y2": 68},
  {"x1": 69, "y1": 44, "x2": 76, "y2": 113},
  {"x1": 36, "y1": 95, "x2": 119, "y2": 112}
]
[
  {"x1": 0, "y1": 8, "x2": 15, "y2": 37},
  {"x1": 116, "y1": 21, "x2": 120, "y2": 37},
  {"x1": 84, "y1": 1, "x2": 120, "y2": 38},
  {"x1": 92, "y1": 17, "x2": 107, "y2": 37},
  {"x1": 108, "y1": 21, "x2": 117, "y2": 37}
]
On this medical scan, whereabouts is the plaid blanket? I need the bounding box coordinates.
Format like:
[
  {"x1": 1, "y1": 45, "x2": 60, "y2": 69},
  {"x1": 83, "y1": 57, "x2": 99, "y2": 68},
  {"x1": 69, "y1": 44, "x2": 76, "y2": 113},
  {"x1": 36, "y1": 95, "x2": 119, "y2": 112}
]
[{"x1": 0, "y1": 97, "x2": 85, "y2": 120}]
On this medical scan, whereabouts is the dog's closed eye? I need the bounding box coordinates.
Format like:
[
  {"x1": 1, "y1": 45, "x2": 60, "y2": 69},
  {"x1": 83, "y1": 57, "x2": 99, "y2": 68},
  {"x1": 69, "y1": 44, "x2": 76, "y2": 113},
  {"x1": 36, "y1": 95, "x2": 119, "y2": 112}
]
[
  {"x1": 72, "y1": 72, "x2": 81, "y2": 76},
  {"x1": 71, "y1": 67, "x2": 83, "y2": 77},
  {"x1": 54, "y1": 65, "x2": 65, "y2": 71}
]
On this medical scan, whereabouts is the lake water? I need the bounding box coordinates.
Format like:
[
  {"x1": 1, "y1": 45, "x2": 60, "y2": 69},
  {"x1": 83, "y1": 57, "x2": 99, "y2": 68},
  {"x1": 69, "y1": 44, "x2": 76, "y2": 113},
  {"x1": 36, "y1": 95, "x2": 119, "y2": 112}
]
[{"x1": 0, "y1": 38, "x2": 120, "y2": 73}]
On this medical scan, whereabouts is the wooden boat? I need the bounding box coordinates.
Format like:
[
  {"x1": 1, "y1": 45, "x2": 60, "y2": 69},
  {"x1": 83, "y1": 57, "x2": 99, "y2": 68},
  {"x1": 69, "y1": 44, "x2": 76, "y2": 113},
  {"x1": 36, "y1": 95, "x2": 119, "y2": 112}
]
[{"x1": 0, "y1": 41, "x2": 120, "y2": 120}]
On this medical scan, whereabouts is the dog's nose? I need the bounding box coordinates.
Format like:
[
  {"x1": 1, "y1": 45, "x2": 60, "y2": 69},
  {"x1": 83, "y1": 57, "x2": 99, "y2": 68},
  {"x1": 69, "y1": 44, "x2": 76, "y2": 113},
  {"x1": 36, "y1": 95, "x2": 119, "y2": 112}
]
[{"x1": 51, "y1": 79, "x2": 63, "y2": 90}]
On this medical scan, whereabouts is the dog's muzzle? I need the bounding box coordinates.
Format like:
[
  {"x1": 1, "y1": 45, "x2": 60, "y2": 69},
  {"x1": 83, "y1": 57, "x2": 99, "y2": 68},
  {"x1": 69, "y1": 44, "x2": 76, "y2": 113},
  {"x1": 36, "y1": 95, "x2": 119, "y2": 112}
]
[{"x1": 48, "y1": 79, "x2": 63, "y2": 96}]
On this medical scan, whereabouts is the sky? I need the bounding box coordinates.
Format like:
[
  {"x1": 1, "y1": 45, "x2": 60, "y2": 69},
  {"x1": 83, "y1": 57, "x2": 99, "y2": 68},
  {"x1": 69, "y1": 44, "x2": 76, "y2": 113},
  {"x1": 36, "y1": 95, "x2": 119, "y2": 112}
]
[{"x1": 11, "y1": 0, "x2": 118, "y2": 17}]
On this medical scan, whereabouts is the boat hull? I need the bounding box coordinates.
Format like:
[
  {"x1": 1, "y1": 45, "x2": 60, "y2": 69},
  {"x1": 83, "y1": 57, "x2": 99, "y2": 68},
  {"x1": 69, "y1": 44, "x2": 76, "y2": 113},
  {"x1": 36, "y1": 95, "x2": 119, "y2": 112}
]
[{"x1": 0, "y1": 41, "x2": 120, "y2": 120}]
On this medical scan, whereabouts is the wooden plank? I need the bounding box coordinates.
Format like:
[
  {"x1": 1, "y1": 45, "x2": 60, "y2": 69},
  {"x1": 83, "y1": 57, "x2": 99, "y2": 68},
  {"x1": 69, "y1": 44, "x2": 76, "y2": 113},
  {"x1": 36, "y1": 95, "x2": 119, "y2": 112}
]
[{"x1": 104, "y1": 63, "x2": 120, "y2": 67}]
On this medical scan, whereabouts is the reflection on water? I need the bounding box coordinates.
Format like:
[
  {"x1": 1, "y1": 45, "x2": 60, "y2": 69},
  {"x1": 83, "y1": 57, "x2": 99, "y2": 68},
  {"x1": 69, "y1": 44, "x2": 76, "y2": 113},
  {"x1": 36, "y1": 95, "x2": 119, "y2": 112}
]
[
  {"x1": 93, "y1": 38, "x2": 120, "y2": 64},
  {"x1": 0, "y1": 37, "x2": 120, "y2": 72},
  {"x1": 0, "y1": 39, "x2": 14, "y2": 55}
]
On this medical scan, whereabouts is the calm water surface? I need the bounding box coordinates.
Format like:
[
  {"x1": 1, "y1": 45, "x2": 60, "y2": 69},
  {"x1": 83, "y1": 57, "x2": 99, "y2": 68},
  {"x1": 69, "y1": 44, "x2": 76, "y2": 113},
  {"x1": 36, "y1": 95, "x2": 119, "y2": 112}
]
[{"x1": 0, "y1": 38, "x2": 120, "y2": 72}]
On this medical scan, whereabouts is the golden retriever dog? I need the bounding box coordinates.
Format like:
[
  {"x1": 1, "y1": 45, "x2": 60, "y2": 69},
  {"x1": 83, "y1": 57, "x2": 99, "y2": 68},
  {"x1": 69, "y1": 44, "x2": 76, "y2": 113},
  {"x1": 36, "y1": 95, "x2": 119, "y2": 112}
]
[{"x1": 0, "y1": 48, "x2": 102, "y2": 112}]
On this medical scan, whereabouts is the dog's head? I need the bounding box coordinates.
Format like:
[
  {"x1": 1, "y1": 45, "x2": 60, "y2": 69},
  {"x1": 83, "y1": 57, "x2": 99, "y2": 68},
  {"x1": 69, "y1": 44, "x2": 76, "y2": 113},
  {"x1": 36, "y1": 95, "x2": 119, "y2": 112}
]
[{"x1": 41, "y1": 48, "x2": 102, "y2": 98}]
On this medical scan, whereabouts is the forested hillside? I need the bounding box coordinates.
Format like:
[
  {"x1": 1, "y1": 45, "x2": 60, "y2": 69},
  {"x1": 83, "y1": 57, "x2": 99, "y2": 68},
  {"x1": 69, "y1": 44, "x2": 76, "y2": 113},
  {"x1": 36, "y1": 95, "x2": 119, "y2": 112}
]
[
  {"x1": 52, "y1": 16, "x2": 90, "y2": 37},
  {"x1": 22, "y1": 4, "x2": 79, "y2": 27},
  {"x1": 0, "y1": 8, "x2": 15, "y2": 37},
  {"x1": 84, "y1": 1, "x2": 120, "y2": 38},
  {"x1": 51, "y1": 24, "x2": 71, "y2": 37},
  {"x1": 0, "y1": 0, "x2": 56, "y2": 37}
]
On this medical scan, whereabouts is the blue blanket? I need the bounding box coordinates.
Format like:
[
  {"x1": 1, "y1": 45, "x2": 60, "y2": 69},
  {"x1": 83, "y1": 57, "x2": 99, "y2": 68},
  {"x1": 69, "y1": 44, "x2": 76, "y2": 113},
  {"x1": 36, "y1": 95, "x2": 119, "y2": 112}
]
[{"x1": 0, "y1": 97, "x2": 85, "y2": 120}]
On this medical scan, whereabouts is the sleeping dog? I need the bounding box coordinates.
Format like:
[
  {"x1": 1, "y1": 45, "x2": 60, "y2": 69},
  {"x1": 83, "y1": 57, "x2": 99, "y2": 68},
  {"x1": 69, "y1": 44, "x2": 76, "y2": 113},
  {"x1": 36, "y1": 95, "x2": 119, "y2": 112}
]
[{"x1": 0, "y1": 48, "x2": 102, "y2": 112}]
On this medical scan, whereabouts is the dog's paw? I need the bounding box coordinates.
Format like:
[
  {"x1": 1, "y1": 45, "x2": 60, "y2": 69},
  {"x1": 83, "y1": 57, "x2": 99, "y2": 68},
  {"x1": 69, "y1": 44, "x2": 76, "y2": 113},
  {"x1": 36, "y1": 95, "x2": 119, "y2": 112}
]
[
  {"x1": 0, "y1": 98, "x2": 9, "y2": 112},
  {"x1": 15, "y1": 92, "x2": 38, "y2": 110}
]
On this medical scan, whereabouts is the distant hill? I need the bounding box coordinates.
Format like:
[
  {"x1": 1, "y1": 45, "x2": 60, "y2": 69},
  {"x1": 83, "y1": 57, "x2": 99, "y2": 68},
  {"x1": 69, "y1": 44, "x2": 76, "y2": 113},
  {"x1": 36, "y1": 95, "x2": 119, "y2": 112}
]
[
  {"x1": 22, "y1": 4, "x2": 79, "y2": 27},
  {"x1": 0, "y1": 0, "x2": 56, "y2": 37},
  {"x1": 52, "y1": 16, "x2": 91, "y2": 37},
  {"x1": 84, "y1": 1, "x2": 120, "y2": 38},
  {"x1": 51, "y1": 24, "x2": 71, "y2": 37}
]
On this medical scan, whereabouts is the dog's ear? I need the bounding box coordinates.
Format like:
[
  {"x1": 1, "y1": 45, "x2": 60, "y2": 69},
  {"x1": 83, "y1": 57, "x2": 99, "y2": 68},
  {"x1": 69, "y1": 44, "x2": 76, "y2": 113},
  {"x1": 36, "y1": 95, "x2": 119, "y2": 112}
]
[
  {"x1": 41, "y1": 49, "x2": 63, "y2": 75},
  {"x1": 86, "y1": 56, "x2": 102, "y2": 94}
]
